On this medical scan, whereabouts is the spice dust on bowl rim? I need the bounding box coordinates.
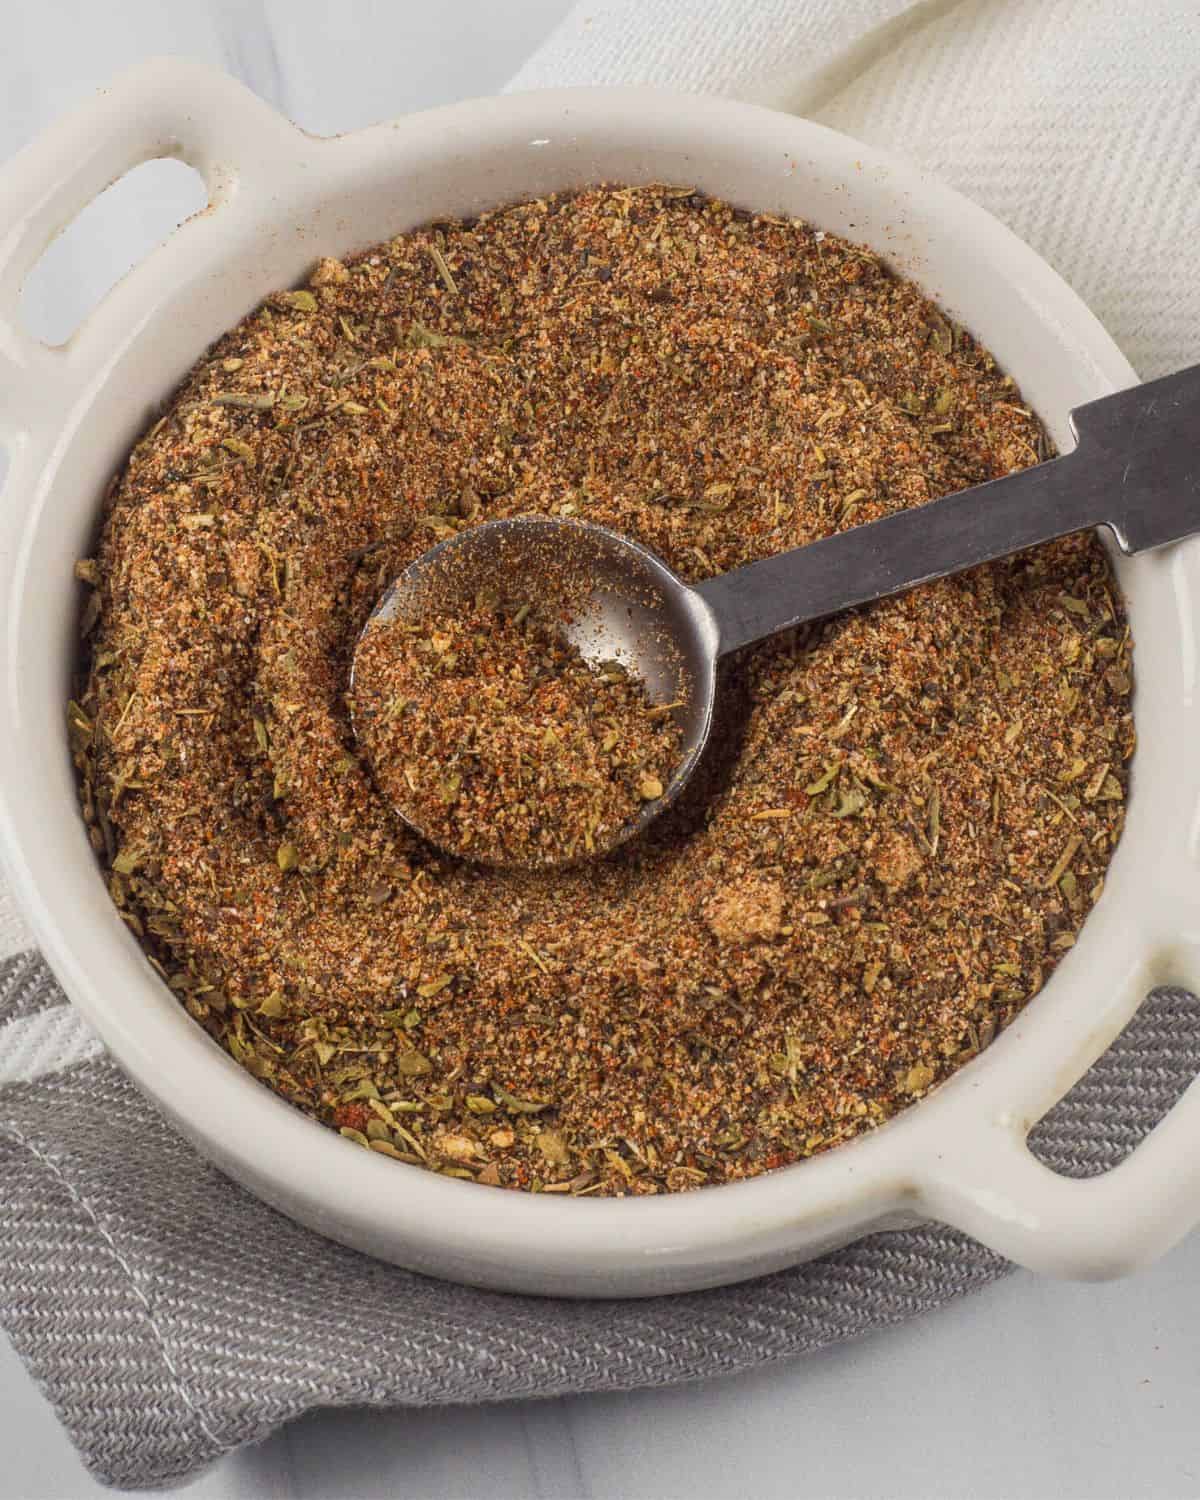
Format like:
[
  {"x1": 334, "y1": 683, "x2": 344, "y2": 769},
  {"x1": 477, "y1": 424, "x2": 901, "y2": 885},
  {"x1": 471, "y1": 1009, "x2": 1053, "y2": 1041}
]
[{"x1": 2, "y1": 61, "x2": 1200, "y2": 1297}]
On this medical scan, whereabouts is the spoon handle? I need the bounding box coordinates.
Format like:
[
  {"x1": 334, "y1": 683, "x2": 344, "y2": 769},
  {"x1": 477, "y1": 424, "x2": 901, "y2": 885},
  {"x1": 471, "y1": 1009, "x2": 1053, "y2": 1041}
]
[{"x1": 693, "y1": 362, "x2": 1200, "y2": 658}]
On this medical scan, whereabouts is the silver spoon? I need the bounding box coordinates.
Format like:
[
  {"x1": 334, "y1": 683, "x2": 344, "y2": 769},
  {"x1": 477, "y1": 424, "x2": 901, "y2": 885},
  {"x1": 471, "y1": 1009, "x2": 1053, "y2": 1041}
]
[{"x1": 355, "y1": 363, "x2": 1200, "y2": 866}]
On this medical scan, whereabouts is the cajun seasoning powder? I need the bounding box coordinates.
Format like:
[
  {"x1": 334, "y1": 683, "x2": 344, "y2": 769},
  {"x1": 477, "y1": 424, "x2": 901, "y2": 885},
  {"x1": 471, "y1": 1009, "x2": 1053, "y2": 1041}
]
[
  {"x1": 352, "y1": 602, "x2": 683, "y2": 867},
  {"x1": 71, "y1": 187, "x2": 1133, "y2": 1196}
]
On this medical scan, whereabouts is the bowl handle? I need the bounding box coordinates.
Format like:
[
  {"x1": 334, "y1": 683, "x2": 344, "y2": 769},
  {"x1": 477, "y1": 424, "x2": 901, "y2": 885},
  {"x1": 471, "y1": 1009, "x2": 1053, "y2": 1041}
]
[
  {"x1": 0, "y1": 57, "x2": 308, "y2": 436},
  {"x1": 917, "y1": 938, "x2": 1200, "y2": 1278}
]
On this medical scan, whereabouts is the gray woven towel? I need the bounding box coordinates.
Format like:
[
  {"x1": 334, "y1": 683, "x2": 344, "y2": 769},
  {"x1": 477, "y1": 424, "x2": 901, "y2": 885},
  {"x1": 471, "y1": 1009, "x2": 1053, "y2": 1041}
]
[{"x1": 2, "y1": 950, "x2": 1198, "y2": 1489}]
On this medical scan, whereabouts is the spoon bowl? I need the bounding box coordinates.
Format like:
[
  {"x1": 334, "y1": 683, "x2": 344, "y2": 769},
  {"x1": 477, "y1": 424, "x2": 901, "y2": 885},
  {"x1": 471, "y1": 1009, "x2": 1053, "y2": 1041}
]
[{"x1": 352, "y1": 516, "x2": 720, "y2": 863}]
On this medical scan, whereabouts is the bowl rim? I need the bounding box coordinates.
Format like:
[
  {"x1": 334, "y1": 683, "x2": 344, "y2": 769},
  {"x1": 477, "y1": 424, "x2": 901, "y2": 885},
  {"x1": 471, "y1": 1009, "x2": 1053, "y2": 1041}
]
[{"x1": 3, "y1": 62, "x2": 1200, "y2": 1295}]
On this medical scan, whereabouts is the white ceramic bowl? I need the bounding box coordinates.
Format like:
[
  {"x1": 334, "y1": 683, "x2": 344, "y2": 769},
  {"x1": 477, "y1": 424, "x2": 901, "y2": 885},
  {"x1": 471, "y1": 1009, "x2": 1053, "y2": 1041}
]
[{"x1": 2, "y1": 60, "x2": 1199, "y2": 1297}]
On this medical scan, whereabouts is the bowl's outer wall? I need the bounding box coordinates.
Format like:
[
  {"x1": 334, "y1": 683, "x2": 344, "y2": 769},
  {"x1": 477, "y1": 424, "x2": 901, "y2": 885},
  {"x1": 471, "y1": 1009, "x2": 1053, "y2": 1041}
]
[{"x1": 3, "y1": 67, "x2": 1199, "y2": 1294}]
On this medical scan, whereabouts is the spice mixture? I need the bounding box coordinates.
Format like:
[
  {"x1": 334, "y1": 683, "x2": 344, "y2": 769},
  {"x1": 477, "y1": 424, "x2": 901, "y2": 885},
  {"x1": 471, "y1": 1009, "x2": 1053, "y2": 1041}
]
[
  {"x1": 71, "y1": 187, "x2": 1133, "y2": 1196},
  {"x1": 352, "y1": 601, "x2": 683, "y2": 867}
]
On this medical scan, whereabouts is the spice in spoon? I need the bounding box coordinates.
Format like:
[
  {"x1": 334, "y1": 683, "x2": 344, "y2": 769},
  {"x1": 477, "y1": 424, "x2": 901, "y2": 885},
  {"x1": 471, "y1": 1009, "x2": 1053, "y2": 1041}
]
[{"x1": 353, "y1": 600, "x2": 683, "y2": 866}]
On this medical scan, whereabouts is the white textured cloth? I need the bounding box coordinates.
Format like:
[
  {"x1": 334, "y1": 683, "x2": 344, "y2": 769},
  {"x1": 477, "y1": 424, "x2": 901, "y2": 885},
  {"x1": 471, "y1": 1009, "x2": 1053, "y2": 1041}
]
[
  {"x1": 1, "y1": 0, "x2": 1199, "y2": 1486},
  {"x1": 0, "y1": 895, "x2": 29, "y2": 965}
]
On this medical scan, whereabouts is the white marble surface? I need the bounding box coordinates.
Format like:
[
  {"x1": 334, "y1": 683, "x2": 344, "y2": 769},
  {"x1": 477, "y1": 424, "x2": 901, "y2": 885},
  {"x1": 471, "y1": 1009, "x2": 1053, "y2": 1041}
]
[{"x1": 2, "y1": 5, "x2": 1199, "y2": 1496}]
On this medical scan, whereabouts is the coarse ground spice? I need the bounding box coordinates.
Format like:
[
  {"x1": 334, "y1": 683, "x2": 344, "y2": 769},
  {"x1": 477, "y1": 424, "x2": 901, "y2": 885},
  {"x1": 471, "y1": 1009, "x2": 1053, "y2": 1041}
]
[
  {"x1": 71, "y1": 186, "x2": 1133, "y2": 1196},
  {"x1": 352, "y1": 601, "x2": 683, "y2": 867}
]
